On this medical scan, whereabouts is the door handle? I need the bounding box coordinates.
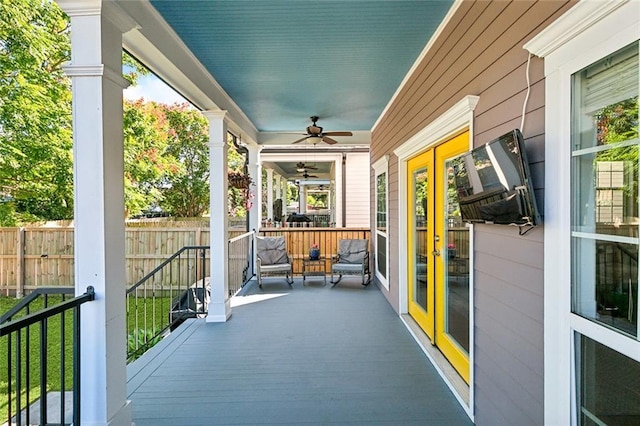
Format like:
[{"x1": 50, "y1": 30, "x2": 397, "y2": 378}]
[{"x1": 432, "y1": 249, "x2": 440, "y2": 256}]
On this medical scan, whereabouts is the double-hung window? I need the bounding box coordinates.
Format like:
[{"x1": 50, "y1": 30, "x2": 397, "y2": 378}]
[
  {"x1": 571, "y1": 41, "x2": 639, "y2": 426},
  {"x1": 525, "y1": 2, "x2": 639, "y2": 424}
]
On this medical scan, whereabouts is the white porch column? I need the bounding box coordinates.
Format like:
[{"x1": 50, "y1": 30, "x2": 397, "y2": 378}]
[
  {"x1": 299, "y1": 185, "x2": 307, "y2": 213},
  {"x1": 281, "y1": 177, "x2": 288, "y2": 212},
  {"x1": 204, "y1": 110, "x2": 231, "y2": 322},
  {"x1": 59, "y1": 1, "x2": 132, "y2": 424},
  {"x1": 247, "y1": 144, "x2": 261, "y2": 232},
  {"x1": 266, "y1": 168, "x2": 274, "y2": 221},
  {"x1": 274, "y1": 173, "x2": 282, "y2": 202}
]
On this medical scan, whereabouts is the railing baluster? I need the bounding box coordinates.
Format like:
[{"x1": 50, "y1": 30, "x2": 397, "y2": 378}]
[
  {"x1": 16, "y1": 329, "x2": 22, "y2": 426},
  {"x1": 25, "y1": 313, "x2": 31, "y2": 425},
  {"x1": 61, "y1": 307, "x2": 66, "y2": 425},
  {"x1": 7, "y1": 331, "x2": 12, "y2": 426},
  {"x1": 73, "y1": 303, "x2": 81, "y2": 424},
  {"x1": 40, "y1": 318, "x2": 48, "y2": 424},
  {"x1": 200, "y1": 248, "x2": 206, "y2": 315}
]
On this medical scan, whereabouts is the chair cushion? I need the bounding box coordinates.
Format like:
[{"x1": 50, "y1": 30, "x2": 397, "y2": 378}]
[
  {"x1": 337, "y1": 239, "x2": 368, "y2": 264},
  {"x1": 332, "y1": 263, "x2": 363, "y2": 273},
  {"x1": 260, "y1": 264, "x2": 292, "y2": 273},
  {"x1": 257, "y1": 236, "x2": 290, "y2": 265}
]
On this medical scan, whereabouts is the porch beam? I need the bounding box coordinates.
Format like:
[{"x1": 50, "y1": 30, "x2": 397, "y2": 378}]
[{"x1": 204, "y1": 110, "x2": 231, "y2": 322}]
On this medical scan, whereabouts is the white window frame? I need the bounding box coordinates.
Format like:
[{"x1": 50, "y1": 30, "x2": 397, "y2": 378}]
[
  {"x1": 372, "y1": 155, "x2": 389, "y2": 289},
  {"x1": 524, "y1": 1, "x2": 640, "y2": 424}
]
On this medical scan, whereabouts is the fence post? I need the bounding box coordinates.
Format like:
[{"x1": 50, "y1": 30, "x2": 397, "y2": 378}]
[
  {"x1": 16, "y1": 227, "x2": 25, "y2": 298},
  {"x1": 196, "y1": 227, "x2": 202, "y2": 246}
]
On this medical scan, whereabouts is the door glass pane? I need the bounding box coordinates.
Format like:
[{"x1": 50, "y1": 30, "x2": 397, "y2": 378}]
[
  {"x1": 445, "y1": 156, "x2": 469, "y2": 353},
  {"x1": 577, "y1": 333, "x2": 640, "y2": 425},
  {"x1": 413, "y1": 167, "x2": 428, "y2": 311},
  {"x1": 571, "y1": 41, "x2": 639, "y2": 338}
]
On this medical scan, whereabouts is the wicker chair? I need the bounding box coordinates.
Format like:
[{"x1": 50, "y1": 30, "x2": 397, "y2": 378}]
[
  {"x1": 330, "y1": 239, "x2": 371, "y2": 286},
  {"x1": 256, "y1": 236, "x2": 294, "y2": 288}
]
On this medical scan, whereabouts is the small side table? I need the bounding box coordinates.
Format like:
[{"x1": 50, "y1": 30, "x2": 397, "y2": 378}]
[{"x1": 302, "y1": 257, "x2": 326, "y2": 286}]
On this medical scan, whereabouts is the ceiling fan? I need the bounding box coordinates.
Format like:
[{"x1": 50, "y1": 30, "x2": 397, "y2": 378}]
[
  {"x1": 296, "y1": 162, "x2": 317, "y2": 172},
  {"x1": 291, "y1": 116, "x2": 353, "y2": 145},
  {"x1": 299, "y1": 170, "x2": 318, "y2": 179}
]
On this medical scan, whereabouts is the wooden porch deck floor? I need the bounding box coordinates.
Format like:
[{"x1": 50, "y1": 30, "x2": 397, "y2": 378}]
[{"x1": 127, "y1": 277, "x2": 473, "y2": 425}]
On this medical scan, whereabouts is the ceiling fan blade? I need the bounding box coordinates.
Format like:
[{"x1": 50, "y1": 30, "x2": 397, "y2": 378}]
[
  {"x1": 323, "y1": 131, "x2": 352, "y2": 136},
  {"x1": 296, "y1": 162, "x2": 318, "y2": 170},
  {"x1": 322, "y1": 136, "x2": 339, "y2": 145},
  {"x1": 291, "y1": 136, "x2": 309, "y2": 144}
]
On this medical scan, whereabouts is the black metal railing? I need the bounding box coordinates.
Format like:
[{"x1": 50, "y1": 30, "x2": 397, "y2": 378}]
[
  {"x1": 0, "y1": 286, "x2": 95, "y2": 426},
  {"x1": 126, "y1": 235, "x2": 256, "y2": 362},
  {"x1": 126, "y1": 246, "x2": 210, "y2": 362},
  {"x1": 228, "y1": 231, "x2": 255, "y2": 296}
]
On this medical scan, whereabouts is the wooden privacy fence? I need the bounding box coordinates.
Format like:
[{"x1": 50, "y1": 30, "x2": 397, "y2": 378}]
[
  {"x1": 0, "y1": 226, "x2": 371, "y2": 295},
  {"x1": 0, "y1": 227, "x2": 217, "y2": 296},
  {"x1": 259, "y1": 227, "x2": 371, "y2": 274}
]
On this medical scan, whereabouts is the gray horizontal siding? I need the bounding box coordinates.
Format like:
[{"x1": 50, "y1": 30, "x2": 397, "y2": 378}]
[
  {"x1": 474, "y1": 224, "x2": 544, "y2": 425},
  {"x1": 370, "y1": 1, "x2": 576, "y2": 424}
]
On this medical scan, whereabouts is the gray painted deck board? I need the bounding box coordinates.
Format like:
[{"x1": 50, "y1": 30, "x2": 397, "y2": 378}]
[{"x1": 127, "y1": 279, "x2": 472, "y2": 425}]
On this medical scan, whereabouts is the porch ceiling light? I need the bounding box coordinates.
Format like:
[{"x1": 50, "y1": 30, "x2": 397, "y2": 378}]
[{"x1": 308, "y1": 136, "x2": 323, "y2": 145}]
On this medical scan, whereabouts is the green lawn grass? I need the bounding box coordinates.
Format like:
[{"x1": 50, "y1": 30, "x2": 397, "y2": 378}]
[{"x1": 0, "y1": 294, "x2": 171, "y2": 421}]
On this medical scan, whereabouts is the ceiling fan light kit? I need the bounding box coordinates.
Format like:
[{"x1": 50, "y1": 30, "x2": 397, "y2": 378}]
[{"x1": 290, "y1": 116, "x2": 353, "y2": 145}]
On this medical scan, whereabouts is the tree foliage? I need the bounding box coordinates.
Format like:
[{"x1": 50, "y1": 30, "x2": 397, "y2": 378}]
[
  {"x1": 123, "y1": 100, "x2": 182, "y2": 217},
  {"x1": 160, "y1": 104, "x2": 210, "y2": 217},
  {"x1": 0, "y1": 2, "x2": 251, "y2": 223},
  {"x1": 0, "y1": 0, "x2": 73, "y2": 224}
]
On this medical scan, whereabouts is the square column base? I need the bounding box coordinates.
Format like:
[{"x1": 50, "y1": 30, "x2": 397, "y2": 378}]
[{"x1": 206, "y1": 300, "x2": 232, "y2": 322}]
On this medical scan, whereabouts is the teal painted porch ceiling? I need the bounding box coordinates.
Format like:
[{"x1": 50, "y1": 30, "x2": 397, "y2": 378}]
[{"x1": 149, "y1": 0, "x2": 453, "y2": 133}]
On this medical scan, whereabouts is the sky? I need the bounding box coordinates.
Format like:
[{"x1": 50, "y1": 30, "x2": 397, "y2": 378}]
[{"x1": 123, "y1": 73, "x2": 188, "y2": 105}]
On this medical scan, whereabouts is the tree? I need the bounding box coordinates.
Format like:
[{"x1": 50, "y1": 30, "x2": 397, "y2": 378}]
[
  {"x1": 0, "y1": 0, "x2": 73, "y2": 224},
  {"x1": 123, "y1": 100, "x2": 180, "y2": 218},
  {"x1": 160, "y1": 104, "x2": 210, "y2": 217},
  {"x1": 0, "y1": 3, "x2": 250, "y2": 223}
]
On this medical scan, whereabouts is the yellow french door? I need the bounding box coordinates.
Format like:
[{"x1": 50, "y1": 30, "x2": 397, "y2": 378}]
[
  {"x1": 408, "y1": 131, "x2": 470, "y2": 383},
  {"x1": 407, "y1": 150, "x2": 435, "y2": 340}
]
